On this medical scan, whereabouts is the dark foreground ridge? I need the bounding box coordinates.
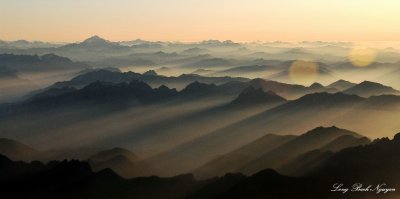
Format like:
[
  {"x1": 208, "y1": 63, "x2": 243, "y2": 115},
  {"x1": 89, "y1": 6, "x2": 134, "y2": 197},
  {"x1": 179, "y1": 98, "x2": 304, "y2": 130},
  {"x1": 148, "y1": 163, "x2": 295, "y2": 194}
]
[{"x1": 1, "y1": 132, "x2": 400, "y2": 199}]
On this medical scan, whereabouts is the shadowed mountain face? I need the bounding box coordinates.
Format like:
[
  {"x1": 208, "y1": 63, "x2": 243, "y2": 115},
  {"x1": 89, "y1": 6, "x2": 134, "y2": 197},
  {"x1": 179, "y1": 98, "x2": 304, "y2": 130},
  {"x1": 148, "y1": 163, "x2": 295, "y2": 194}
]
[
  {"x1": 308, "y1": 133, "x2": 400, "y2": 182},
  {"x1": 88, "y1": 148, "x2": 156, "y2": 178},
  {"x1": 0, "y1": 138, "x2": 105, "y2": 162},
  {"x1": 180, "y1": 81, "x2": 219, "y2": 95},
  {"x1": 44, "y1": 70, "x2": 395, "y2": 101},
  {"x1": 193, "y1": 134, "x2": 296, "y2": 179},
  {"x1": 320, "y1": 135, "x2": 371, "y2": 152},
  {"x1": 195, "y1": 131, "x2": 370, "y2": 179},
  {"x1": 228, "y1": 86, "x2": 286, "y2": 107},
  {"x1": 0, "y1": 154, "x2": 198, "y2": 199},
  {"x1": 1, "y1": 132, "x2": 399, "y2": 199},
  {"x1": 191, "y1": 132, "x2": 400, "y2": 199},
  {"x1": 2, "y1": 80, "x2": 247, "y2": 116},
  {"x1": 2, "y1": 35, "x2": 400, "y2": 199},
  {"x1": 0, "y1": 53, "x2": 90, "y2": 102},
  {"x1": 3, "y1": 80, "x2": 399, "y2": 176},
  {"x1": 0, "y1": 80, "x2": 274, "y2": 158},
  {"x1": 1, "y1": 64, "x2": 400, "y2": 179},
  {"x1": 19, "y1": 80, "x2": 179, "y2": 109},
  {"x1": 328, "y1": 79, "x2": 356, "y2": 91},
  {"x1": 195, "y1": 126, "x2": 370, "y2": 178},
  {"x1": 344, "y1": 81, "x2": 400, "y2": 97},
  {"x1": 143, "y1": 70, "x2": 158, "y2": 76},
  {"x1": 361, "y1": 94, "x2": 400, "y2": 110},
  {"x1": 281, "y1": 91, "x2": 364, "y2": 107},
  {"x1": 0, "y1": 138, "x2": 39, "y2": 161},
  {"x1": 0, "y1": 53, "x2": 88, "y2": 73},
  {"x1": 226, "y1": 91, "x2": 400, "y2": 137},
  {"x1": 248, "y1": 78, "x2": 338, "y2": 99},
  {"x1": 51, "y1": 69, "x2": 249, "y2": 90},
  {"x1": 49, "y1": 69, "x2": 345, "y2": 100},
  {"x1": 277, "y1": 134, "x2": 371, "y2": 177}
]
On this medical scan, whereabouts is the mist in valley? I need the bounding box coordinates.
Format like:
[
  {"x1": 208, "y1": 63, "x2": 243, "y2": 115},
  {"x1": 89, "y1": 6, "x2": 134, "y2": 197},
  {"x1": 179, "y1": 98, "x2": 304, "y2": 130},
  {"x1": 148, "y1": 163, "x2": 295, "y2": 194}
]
[{"x1": 1, "y1": 37, "x2": 400, "y2": 199}]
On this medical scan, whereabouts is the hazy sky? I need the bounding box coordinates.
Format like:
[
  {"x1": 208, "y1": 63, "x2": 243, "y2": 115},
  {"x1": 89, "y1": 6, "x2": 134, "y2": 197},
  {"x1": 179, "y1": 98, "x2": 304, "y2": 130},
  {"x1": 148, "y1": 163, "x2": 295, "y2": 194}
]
[{"x1": 1, "y1": 0, "x2": 400, "y2": 42}]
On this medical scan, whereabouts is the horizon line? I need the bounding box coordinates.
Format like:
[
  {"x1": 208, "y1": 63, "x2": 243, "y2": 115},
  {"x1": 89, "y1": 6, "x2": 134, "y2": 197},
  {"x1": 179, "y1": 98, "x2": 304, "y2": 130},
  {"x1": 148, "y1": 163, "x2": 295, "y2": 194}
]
[{"x1": 2, "y1": 36, "x2": 400, "y2": 45}]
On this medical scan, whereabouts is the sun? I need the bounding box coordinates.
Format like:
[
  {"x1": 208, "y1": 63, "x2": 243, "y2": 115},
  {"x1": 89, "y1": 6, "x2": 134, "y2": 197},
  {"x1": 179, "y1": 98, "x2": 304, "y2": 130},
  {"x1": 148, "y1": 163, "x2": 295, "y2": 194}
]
[{"x1": 348, "y1": 47, "x2": 376, "y2": 67}]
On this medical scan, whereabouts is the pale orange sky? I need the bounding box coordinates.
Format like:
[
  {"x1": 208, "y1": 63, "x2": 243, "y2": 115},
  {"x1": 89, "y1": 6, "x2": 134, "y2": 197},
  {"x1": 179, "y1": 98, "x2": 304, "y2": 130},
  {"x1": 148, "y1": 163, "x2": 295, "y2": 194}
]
[{"x1": 1, "y1": 0, "x2": 400, "y2": 42}]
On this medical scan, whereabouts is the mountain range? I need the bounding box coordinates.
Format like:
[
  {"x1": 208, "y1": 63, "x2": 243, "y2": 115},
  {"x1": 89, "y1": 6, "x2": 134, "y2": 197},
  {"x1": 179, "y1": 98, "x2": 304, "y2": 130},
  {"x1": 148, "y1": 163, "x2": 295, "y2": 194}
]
[
  {"x1": 343, "y1": 81, "x2": 400, "y2": 97},
  {"x1": 1, "y1": 130, "x2": 399, "y2": 199},
  {"x1": 0, "y1": 53, "x2": 88, "y2": 73},
  {"x1": 2, "y1": 36, "x2": 400, "y2": 83},
  {"x1": 88, "y1": 147, "x2": 156, "y2": 178},
  {"x1": 1, "y1": 73, "x2": 400, "y2": 176},
  {"x1": 1, "y1": 36, "x2": 400, "y2": 198},
  {"x1": 49, "y1": 70, "x2": 400, "y2": 100},
  {"x1": 51, "y1": 69, "x2": 249, "y2": 90}
]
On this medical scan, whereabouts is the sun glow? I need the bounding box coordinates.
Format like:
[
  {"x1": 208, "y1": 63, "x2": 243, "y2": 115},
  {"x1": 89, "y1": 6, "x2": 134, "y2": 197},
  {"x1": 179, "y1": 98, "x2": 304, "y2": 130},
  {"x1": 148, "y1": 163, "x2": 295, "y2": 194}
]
[
  {"x1": 289, "y1": 60, "x2": 319, "y2": 85},
  {"x1": 348, "y1": 47, "x2": 376, "y2": 67},
  {"x1": 1, "y1": 0, "x2": 400, "y2": 42}
]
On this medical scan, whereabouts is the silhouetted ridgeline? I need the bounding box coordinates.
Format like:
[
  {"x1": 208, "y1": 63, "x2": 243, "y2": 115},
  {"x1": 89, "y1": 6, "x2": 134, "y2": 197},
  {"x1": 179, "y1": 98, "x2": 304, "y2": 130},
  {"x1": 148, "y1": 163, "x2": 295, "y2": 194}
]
[
  {"x1": 0, "y1": 53, "x2": 88, "y2": 73},
  {"x1": 0, "y1": 154, "x2": 198, "y2": 199},
  {"x1": 88, "y1": 147, "x2": 157, "y2": 178},
  {"x1": 1, "y1": 78, "x2": 400, "y2": 176},
  {"x1": 51, "y1": 69, "x2": 249, "y2": 90},
  {"x1": 2, "y1": 36, "x2": 400, "y2": 199},
  {"x1": 1, "y1": 132, "x2": 400, "y2": 199},
  {"x1": 194, "y1": 126, "x2": 371, "y2": 179}
]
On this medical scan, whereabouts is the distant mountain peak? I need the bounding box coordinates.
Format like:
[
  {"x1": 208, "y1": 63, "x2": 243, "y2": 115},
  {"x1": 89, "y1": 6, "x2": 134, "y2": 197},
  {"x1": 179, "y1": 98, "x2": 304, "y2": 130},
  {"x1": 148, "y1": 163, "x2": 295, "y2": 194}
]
[
  {"x1": 303, "y1": 126, "x2": 361, "y2": 138},
  {"x1": 250, "y1": 78, "x2": 266, "y2": 83},
  {"x1": 360, "y1": 80, "x2": 382, "y2": 86},
  {"x1": 309, "y1": 82, "x2": 324, "y2": 89},
  {"x1": 40, "y1": 53, "x2": 71, "y2": 62},
  {"x1": 229, "y1": 86, "x2": 286, "y2": 106},
  {"x1": 355, "y1": 81, "x2": 400, "y2": 91},
  {"x1": 328, "y1": 79, "x2": 356, "y2": 91},
  {"x1": 156, "y1": 84, "x2": 177, "y2": 94},
  {"x1": 240, "y1": 86, "x2": 279, "y2": 97},
  {"x1": 314, "y1": 125, "x2": 340, "y2": 131},
  {"x1": 199, "y1": 39, "x2": 239, "y2": 46},
  {"x1": 59, "y1": 35, "x2": 126, "y2": 50},
  {"x1": 157, "y1": 85, "x2": 169, "y2": 90},
  {"x1": 82, "y1": 35, "x2": 109, "y2": 44},
  {"x1": 291, "y1": 92, "x2": 364, "y2": 107},
  {"x1": 394, "y1": 133, "x2": 400, "y2": 142},
  {"x1": 344, "y1": 80, "x2": 399, "y2": 97},
  {"x1": 249, "y1": 78, "x2": 294, "y2": 88},
  {"x1": 183, "y1": 81, "x2": 217, "y2": 91},
  {"x1": 40, "y1": 53, "x2": 59, "y2": 59},
  {"x1": 178, "y1": 81, "x2": 221, "y2": 97},
  {"x1": 335, "y1": 79, "x2": 352, "y2": 84},
  {"x1": 358, "y1": 81, "x2": 398, "y2": 89},
  {"x1": 248, "y1": 78, "x2": 271, "y2": 86},
  {"x1": 241, "y1": 86, "x2": 261, "y2": 93},
  {"x1": 143, "y1": 70, "x2": 158, "y2": 76},
  {"x1": 133, "y1": 38, "x2": 147, "y2": 43}
]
